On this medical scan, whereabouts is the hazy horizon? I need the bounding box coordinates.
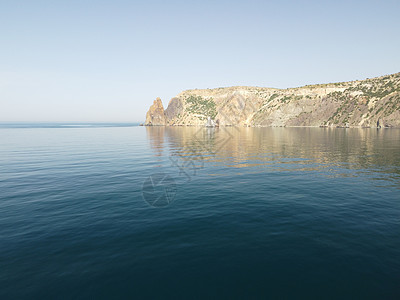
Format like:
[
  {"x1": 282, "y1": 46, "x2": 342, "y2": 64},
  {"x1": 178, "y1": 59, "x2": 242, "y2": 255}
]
[{"x1": 1, "y1": 0, "x2": 399, "y2": 122}]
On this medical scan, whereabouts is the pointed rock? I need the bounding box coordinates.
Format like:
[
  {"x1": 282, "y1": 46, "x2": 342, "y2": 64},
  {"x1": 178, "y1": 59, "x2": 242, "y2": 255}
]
[{"x1": 145, "y1": 97, "x2": 166, "y2": 126}]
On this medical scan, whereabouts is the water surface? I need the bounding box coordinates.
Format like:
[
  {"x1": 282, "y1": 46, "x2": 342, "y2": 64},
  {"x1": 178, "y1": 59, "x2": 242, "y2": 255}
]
[{"x1": 0, "y1": 126, "x2": 399, "y2": 299}]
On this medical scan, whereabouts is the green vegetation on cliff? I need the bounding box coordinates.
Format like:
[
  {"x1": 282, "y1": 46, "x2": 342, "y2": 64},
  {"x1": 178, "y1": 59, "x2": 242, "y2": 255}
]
[
  {"x1": 185, "y1": 95, "x2": 217, "y2": 119},
  {"x1": 145, "y1": 72, "x2": 400, "y2": 127}
]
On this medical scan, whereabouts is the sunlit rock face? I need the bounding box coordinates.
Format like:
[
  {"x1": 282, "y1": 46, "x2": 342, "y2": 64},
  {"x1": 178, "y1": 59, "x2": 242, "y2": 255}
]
[
  {"x1": 145, "y1": 98, "x2": 166, "y2": 126},
  {"x1": 145, "y1": 72, "x2": 400, "y2": 128}
]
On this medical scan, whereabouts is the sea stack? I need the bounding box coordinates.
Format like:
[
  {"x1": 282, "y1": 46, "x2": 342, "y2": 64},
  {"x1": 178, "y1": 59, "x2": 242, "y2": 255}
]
[{"x1": 145, "y1": 97, "x2": 166, "y2": 126}]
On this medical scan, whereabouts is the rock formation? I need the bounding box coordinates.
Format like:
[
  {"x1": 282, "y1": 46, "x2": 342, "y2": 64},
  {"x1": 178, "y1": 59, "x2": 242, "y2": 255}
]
[
  {"x1": 164, "y1": 98, "x2": 183, "y2": 123},
  {"x1": 145, "y1": 97, "x2": 166, "y2": 126},
  {"x1": 144, "y1": 72, "x2": 400, "y2": 128}
]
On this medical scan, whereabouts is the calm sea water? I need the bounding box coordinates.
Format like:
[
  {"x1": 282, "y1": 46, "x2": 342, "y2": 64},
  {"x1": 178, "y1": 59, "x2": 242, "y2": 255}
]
[{"x1": 0, "y1": 125, "x2": 399, "y2": 299}]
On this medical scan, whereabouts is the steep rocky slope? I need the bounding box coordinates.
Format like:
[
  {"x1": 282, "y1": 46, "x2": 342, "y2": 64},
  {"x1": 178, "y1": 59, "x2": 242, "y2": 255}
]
[
  {"x1": 145, "y1": 72, "x2": 400, "y2": 128},
  {"x1": 145, "y1": 97, "x2": 166, "y2": 126}
]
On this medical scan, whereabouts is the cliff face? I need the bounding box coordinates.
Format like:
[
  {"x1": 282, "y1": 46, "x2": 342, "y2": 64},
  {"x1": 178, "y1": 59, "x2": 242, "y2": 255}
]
[
  {"x1": 145, "y1": 97, "x2": 166, "y2": 126},
  {"x1": 145, "y1": 72, "x2": 400, "y2": 127}
]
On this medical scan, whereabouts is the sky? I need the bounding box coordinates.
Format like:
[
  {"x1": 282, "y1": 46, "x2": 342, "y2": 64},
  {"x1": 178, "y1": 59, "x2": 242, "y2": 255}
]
[{"x1": 1, "y1": 0, "x2": 399, "y2": 122}]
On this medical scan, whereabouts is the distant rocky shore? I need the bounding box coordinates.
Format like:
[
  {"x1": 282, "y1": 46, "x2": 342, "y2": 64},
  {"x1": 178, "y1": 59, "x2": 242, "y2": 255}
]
[{"x1": 144, "y1": 72, "x2": 400, "y2": 128}]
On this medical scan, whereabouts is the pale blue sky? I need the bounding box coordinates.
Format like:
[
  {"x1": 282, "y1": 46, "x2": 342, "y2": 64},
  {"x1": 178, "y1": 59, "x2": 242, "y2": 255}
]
[{"x1": 1, "y1": 0, "x2": 399, "y2": 122}]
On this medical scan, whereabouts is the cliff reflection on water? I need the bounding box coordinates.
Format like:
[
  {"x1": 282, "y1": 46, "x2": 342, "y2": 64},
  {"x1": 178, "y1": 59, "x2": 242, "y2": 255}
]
[{"x1": 146, "y1": 127, "x2": 400, "y2": 185}]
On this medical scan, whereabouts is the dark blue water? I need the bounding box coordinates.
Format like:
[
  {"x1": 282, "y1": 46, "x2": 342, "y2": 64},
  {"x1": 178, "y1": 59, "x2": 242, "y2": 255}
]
[{"x1": 1, "y1": 125, "x2": 399, "y2": 299}]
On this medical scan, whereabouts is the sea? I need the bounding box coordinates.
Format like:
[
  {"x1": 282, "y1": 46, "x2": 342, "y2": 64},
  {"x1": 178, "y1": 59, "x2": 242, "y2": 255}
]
[{"x1": 0, "y1": 123, "x2": 399, "y2": 299}]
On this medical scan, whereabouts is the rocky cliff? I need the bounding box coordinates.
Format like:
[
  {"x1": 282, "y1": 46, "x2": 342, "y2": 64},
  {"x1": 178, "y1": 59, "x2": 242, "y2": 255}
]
[
  {"x1": 145, "y1": 97, "x2": 166, "y2": 126},
  {"x1": 144, "y1": 72, "x2": 400, "y2": 128}
]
